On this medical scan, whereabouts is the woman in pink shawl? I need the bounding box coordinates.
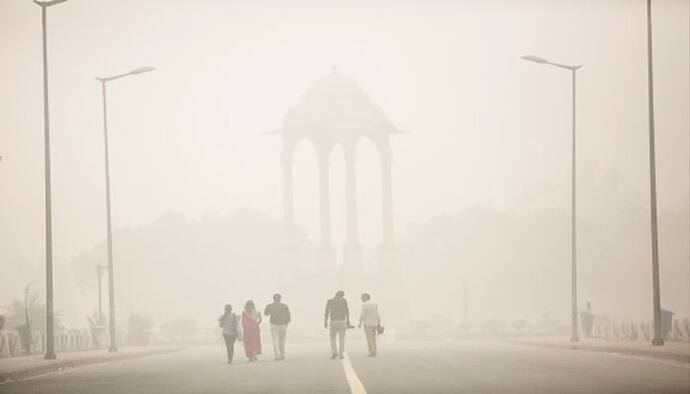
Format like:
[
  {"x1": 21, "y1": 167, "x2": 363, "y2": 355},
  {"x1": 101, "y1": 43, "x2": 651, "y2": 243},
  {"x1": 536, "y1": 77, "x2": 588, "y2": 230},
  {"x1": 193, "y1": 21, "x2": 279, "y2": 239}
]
[{"x1": 241, "y1": 300, "x2": 262, "y2": 361}]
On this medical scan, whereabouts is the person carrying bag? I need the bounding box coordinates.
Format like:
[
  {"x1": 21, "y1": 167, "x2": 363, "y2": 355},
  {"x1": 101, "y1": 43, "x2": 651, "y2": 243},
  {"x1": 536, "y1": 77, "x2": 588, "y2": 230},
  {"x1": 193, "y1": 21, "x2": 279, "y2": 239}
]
[{"x1": 358, "y1": 293, "x2": 382, "y2": 357}]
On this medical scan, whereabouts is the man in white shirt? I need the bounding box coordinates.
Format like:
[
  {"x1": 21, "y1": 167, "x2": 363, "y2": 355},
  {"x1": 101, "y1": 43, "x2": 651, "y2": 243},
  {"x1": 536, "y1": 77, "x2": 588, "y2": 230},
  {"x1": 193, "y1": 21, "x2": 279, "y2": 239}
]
[{"x1": 358, "y1": 293, "x2": 381, "y2": 357}]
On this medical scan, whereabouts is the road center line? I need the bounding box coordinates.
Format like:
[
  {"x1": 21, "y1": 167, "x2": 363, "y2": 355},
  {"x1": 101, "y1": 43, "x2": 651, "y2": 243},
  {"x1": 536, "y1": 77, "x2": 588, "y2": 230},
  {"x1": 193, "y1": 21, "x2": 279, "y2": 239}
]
[{"x1": 341, "y1": 353, "x2": 367, "y2": 394}]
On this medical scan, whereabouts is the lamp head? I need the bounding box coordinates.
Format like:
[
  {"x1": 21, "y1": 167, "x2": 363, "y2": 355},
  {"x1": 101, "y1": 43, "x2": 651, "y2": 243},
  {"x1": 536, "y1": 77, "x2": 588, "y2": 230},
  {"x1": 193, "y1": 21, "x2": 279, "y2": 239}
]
[
  {"x1": 521, "y1": 54, "x2": 548, "y2": 64},
  {"x1": 129, "y1": 66, "x2": 156, "y2": 75},
  {"x1": 34, "y1": 0, "x2": 68, "y2": 7}
]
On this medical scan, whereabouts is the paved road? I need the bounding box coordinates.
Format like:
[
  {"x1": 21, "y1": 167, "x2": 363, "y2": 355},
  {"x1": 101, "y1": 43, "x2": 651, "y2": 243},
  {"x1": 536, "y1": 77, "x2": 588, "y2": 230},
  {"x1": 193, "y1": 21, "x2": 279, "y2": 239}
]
[{"x1": 2, "y1": 340, "x2": 689, "y2": 393}]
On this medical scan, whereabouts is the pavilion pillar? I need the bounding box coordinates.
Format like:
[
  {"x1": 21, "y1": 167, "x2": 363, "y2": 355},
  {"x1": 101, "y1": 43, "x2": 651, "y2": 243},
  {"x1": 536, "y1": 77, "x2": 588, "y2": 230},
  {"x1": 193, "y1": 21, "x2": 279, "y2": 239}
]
[
  {"x1": 281, "y1": 148, "x2": 295, "y2": 230},
  {"x1": 316, "y1": 145, "x2": 334, "y2": 252},
  {"x1": 377, "y1": 140, "x2": 406, "y2": 328},
  {"x1": 343, "y1": 140, "x2": 363, "y2": 272},
  {"x1": 278, "y1": 140, "x2": 301, "y2": 277},
  {"x1": 380, "y1": 144, "x2": 394, "y2": 247},
  {"x1": 344, "y1": 141, "x2": 360, "y2": 247}
]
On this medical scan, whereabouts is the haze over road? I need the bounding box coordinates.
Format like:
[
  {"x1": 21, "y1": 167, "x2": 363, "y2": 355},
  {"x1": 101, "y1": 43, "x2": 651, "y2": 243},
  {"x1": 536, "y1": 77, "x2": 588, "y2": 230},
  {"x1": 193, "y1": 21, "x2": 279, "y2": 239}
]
[{"x1": 3, "y1": 341, "x2": 689, "y2": 394}]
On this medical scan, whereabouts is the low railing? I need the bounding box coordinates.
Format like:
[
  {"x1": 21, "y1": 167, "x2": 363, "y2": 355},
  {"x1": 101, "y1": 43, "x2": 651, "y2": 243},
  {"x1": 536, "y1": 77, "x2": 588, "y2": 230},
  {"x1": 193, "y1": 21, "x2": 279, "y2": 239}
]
[
  {"x1": 590, "y1": 318, "x2": 690, "y2": 342},
  {"x1": 0, "y1": 330, "x2": 22, "y2": 358},
  {"x1": 0, "y1": 328, "x2": 113, "y2": 358}
]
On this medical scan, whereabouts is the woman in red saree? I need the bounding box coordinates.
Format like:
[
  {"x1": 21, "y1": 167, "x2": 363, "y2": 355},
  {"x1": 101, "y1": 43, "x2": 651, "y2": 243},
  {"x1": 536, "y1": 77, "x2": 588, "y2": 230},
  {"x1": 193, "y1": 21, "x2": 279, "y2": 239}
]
[{"x1": 241, "y1": 300, "x2": 262, "y2": 361}]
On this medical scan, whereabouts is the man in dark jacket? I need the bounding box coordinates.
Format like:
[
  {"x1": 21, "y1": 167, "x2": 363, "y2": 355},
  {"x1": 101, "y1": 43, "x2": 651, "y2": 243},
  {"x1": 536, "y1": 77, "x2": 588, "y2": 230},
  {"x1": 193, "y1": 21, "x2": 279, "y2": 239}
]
[
  {"x1": 324, "y1": 290, "x2": 350, "y2": 359},
  {"x1": 264, "y1": 293, "x2": 291, "y2": 360}
]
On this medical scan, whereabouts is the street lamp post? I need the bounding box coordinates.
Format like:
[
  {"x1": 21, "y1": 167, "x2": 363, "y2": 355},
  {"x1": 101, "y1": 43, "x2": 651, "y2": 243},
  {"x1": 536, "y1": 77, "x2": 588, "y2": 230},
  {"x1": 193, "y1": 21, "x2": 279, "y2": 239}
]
[
  {"x1": 645, "y1": 0, "x2": 664, "y2": 346},
  {"x1": 521, "y1": 54, "x2": 582, "y2": 342},
  {"x1": 95, "y1": 264, "x2": 107, "y2": 324},
  {"x1": 463, "y1": 280, "x2": 469, "y2": 328},
  {"x1": 97, "y1": 66, "x2": 155, "y2": 353},
  {"x1": 33, "y1": 0, "x2": 69, "y2": 361}
]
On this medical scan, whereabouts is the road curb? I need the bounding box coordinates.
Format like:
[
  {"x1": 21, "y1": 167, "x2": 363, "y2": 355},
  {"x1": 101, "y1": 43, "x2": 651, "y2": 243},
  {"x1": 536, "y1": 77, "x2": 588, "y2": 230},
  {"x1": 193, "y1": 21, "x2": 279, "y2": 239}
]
[
  {"x1": 0, "y1": 347, "x2": 184, "y2": 383},
  {"x1": 506, "y1": 340, "x2": 690, "y2": 364}
]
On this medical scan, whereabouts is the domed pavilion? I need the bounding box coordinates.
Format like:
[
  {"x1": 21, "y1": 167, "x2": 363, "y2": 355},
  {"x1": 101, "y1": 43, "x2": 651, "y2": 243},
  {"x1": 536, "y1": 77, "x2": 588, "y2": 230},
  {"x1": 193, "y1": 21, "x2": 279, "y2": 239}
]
[{"x1": 273, "y1": 69, "x2": 402, "y2": 268}]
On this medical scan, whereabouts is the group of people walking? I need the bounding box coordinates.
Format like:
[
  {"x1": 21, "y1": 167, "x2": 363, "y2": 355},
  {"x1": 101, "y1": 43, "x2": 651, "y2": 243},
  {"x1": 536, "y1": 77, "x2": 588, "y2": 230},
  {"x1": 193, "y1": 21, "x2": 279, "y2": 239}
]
[
  {"x1": 325, "y1": 290, "x2": 382, "y2": 359},
  {"x1": 218, "y1": 291, "x2": 382, "y2": 364},
  {"x1": 218, "y1": 293, "x2": 291, "y2": 364}
]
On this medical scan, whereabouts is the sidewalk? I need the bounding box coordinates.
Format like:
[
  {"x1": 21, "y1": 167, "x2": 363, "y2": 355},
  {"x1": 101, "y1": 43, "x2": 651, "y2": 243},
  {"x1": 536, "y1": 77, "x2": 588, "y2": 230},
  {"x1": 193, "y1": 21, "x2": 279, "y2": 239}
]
[
  {"x1": 0, "y1": 346, "x2": 183, "y2": 383},
  {"x1": 507, "y1": 336, "x2": 690, "y2": 364}
]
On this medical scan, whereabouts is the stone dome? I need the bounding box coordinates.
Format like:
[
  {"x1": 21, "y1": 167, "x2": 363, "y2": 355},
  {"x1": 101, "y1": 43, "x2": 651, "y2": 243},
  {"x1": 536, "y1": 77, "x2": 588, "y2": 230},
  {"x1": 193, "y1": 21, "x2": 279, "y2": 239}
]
[{"x1": 281, "y1": 71, "x2": 398, "y2": 140}]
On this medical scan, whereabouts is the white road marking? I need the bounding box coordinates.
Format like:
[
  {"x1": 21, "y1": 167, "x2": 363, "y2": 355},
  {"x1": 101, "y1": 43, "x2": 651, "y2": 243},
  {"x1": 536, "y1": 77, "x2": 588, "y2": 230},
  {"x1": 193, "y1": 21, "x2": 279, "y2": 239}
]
[
  {"x1": 341, "y1": 353, "x2": 367, "y2": 394},
  {"x1": 607, "y1": 352, "x2": 690, "y2": 369}
]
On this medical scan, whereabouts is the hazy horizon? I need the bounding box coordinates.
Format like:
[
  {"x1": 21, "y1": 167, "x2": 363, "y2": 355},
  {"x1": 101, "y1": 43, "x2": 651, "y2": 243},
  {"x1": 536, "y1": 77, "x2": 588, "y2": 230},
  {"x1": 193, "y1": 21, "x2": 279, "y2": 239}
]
[{"x1": 1, "y1": 0, "x2": 688, "y2": 330}]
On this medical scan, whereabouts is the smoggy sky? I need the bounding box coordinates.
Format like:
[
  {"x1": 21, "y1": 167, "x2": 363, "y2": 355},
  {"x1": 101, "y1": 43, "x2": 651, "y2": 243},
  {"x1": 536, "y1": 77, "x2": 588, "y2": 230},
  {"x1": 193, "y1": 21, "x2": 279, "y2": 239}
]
[{"x1": 1, "y1": 0, "x2": 688, "y2": 270}]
